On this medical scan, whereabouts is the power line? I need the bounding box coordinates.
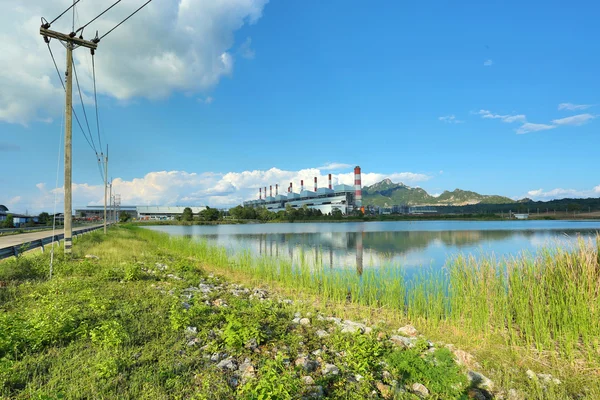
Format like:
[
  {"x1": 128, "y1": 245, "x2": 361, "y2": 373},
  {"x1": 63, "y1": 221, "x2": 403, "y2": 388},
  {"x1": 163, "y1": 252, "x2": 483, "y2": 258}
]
[
  {"x1": 91, "y1": 53, "x2": 103, "y2": 151},
  {"x1": 71, "y1": 55, "x2": 98, "y2": 154},
  {"x1": 99, "y1": 0, "x2": 153, "y2": 41},
  {"x1": 46, "y1": 0, "x2": 81, "y2": 27},
  {"x1": 46, "y1": 41, "x2": 97, "y2": 153},
  {"x1": 76, "y1": 0, "x2": 123, "y2": 34}
]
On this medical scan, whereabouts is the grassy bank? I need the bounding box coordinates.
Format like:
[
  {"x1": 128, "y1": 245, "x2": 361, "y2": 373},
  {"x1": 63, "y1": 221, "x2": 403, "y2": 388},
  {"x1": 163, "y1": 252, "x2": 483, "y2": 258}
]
[{"x1": 1, "y1": 227, "x2": 598, "y2": 399}]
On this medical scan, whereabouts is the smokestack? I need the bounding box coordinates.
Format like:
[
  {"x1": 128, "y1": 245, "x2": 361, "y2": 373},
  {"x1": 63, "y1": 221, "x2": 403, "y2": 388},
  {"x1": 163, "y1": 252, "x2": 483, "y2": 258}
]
[
  {"x1": 328, "y1": 173, "x2": 332, "y2": 190},
  {"x1": 290, "y1": 182, "x2": 293, "y2": 193},
  {"x1": 276, "y1": 184, "x2": 278, "y2": 196},
  {"x1": 354, "y1": 166, "x2": 362, "y2": 208},
  {"x1": 314, "y1": 176, "x2": 317, "y2": 192},
  {"x1": 270, "y1": 185, "x2": 272, "y2": 198},
  {"x1": 259, "y1": 187, "x2": 262, "y2": 200},
  {"x1": 264, "y1": 187, "x2": 267, "y2": 199},
  {"x1": 301, "y1": 180, "x2": 304, "y2": 192}
]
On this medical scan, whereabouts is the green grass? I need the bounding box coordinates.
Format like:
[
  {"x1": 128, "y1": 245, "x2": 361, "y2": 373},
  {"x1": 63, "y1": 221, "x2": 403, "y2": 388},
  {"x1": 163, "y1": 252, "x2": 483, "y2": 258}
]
[
  {"x1": 1, "y1": 226, "x2": 598, "y2": 399},
  {"x1": 146, "y1": 227, "x2": 600, "y2": 358}
]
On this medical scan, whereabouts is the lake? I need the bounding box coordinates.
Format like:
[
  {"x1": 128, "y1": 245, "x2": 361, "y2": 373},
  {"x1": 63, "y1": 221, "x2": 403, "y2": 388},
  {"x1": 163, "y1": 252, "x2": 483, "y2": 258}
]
[{"x1": 145, "y1": 221, "x2": 600, "y2": 274}]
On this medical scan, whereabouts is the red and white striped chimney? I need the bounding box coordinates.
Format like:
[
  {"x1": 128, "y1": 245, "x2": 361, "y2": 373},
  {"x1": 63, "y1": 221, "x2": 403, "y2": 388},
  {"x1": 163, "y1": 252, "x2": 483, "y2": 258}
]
[
  {"x1": 290, "y1": 182, "x2": 293, "y2": 193},
  {"x1": 300, "y1": 180, "x2": 304, "y2": 192},
  {"x1": 328, "y1": 174, "x2": 332, "y2": 190},
  {"x1": 314, "y1": 177, "x2": 317, "y2": 192},
  {"x1": 259, "y1": 187, "x2": 262, "y2": 200},
  {"x1": 276, "y1": 184, "x2": 278, "y2": 196},
  {"x1": 264, "y1": 187, "x2": 267, "y2": 199},
  {"x1": 269, "y1": 185, "x2": 272, "y2": 198},
  {"x1": 354, "y1": 166, "x2": 362, "y2": 207}
]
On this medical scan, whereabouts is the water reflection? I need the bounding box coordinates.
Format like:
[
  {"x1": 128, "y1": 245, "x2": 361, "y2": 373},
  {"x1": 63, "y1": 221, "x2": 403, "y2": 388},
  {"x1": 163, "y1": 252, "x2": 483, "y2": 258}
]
[{"x1": 156, "y1": 222, "x2": 600, "y2": 275}]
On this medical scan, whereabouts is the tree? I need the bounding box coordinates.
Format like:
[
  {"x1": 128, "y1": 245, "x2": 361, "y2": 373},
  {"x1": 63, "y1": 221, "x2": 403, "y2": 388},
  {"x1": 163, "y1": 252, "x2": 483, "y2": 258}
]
[
  {"x1": 119, "y1": 211, "x2": 131, "y2": 223},
  {"x1": 2, "y1": 214, "x2": 14, "y2": 228},
  {"x1": 38, "y1": 212, "x2": 50, "y2": 225},
  {"x1": 182, "y1": 207, "x2": 194, "y2": 221},
  {"x1": 199, "y1": 206, "x2": 221, "y2": 221}
]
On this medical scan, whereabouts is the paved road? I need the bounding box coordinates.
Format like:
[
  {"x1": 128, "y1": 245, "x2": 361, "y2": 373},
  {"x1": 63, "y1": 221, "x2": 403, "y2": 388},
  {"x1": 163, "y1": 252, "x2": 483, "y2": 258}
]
[{"x1": 0, "y1": 225, "x2": 105, "y2": 248}]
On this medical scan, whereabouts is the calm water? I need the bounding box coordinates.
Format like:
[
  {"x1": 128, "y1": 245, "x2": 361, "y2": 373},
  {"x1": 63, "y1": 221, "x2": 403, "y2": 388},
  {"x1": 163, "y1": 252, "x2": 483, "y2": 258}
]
[{"x1": 145, "y1": 221, "x2": 600, "y2": 274}]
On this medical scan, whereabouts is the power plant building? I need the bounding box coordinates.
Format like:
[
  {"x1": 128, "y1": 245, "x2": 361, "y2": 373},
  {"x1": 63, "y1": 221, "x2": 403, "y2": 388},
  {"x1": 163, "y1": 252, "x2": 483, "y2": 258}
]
[{"x1": 242, "y1": 166, "x2": 364, "y2": 215}]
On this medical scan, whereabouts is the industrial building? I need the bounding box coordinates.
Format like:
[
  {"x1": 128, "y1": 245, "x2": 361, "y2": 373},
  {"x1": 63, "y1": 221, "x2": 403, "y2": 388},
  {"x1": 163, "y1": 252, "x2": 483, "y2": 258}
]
[
  {"x1": 242, "y1": 166, "x2": 364, "y2": 215},
  {"x1": 0, "y1": 205, "x2": 39, "y2": 227},
  {"x1": 76, "y1": 205, "x2": 207, "y2": 221}
]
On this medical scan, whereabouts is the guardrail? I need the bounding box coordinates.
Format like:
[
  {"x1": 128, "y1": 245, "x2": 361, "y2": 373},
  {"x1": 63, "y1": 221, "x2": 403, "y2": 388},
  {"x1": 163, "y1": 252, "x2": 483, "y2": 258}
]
[{"x1": 0, "y1": 225, "x2": 106, "y2": 260}]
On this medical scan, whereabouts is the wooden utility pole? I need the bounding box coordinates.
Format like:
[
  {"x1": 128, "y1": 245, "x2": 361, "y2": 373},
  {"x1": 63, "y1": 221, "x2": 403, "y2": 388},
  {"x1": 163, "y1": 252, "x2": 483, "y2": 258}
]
[
  {"x1": 103, "y1": 146, "x2": 108, "y2": 234},
  {"x1": 40, "y1": 25, "x2": 98, "y2": 254}
]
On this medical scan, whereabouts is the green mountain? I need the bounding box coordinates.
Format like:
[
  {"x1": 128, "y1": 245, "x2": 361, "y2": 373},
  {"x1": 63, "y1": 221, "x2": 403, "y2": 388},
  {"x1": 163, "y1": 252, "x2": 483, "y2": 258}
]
[{"x1": 362, "y1": 179, "x2": 515, "y2": 207}]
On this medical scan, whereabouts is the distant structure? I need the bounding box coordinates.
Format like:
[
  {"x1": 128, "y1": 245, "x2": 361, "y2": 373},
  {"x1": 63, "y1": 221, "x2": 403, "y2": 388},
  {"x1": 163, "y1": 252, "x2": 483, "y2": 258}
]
[
  {"x1": 0, "y1": 205, "x2": 39, "y2": 227},
  {"x1": 76, "y1": 205, "x2": 207, "y2": 221},
  {"x1": 242, "y1": 166, "x2": 363, "y2": 215}
]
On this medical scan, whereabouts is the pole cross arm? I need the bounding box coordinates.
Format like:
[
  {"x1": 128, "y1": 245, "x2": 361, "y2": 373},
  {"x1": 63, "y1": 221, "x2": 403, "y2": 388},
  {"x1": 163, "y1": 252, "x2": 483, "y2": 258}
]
[{"x1": 40, "y1": 27, "x2": 98, "y2": 49}]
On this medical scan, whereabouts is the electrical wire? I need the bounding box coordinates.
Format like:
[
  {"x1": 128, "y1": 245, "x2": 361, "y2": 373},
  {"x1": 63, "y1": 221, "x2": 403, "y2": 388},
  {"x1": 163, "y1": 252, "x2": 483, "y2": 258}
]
[
  {"x1": 91, "y1": 53, "x2": 103, "y2": 151},
  {"x1": 48, "y1": 0, "x2": 81, "y2": 26},
  {"x1": 46, "y1": 42, "x2": 97, "y2": 153},
  {"x1": 71, "y1": 56, "x2": 98, "y2": 154},
  {"x1": 76, "y1": 0, "x2": 122, "y2": 34},
  {"x1": 99, "y1": 0, "x2": 153, "y2": 41}
]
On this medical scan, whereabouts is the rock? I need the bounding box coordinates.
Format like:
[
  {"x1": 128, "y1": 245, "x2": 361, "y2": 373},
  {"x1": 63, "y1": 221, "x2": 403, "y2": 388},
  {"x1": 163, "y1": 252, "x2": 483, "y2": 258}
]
[
  {"x1": 382, "y1": 371, "x2": 392, "y2": 381},
  {"x1": 454, "y1": 349, "x2": 482, "y2": 370},
  {"x1": 217, "y1": 358, "x2": 238, "y2": 371},
  {"x1": 507, "y1": 388, "x2": 524, "y2": 400},
  {"x1": 212, "y1": 298, "x2": 227, "y2": 307},
  {"x1": 300, "y1": 318, "x2": 311, "y2": 326},
  {"x1": 411, "y1": 382, "x2": 429, "y2": 397},
  {"x1": 376, "y1": 381, "x2": 392, "y2": 399},
  {"x1": 295, "y1": 356, "x2": 319, "y2": 372},
  {"x1": 250, "y1": 288, "x2": 268, "y2": 300},
  {"x1": 155, "y1": 262, "x2": 168, "y2": 270},
  {"x1": 185, "y1": 326, "x2": 198, "y2": 335},
  {"x1": 238, "y1": 361, "x2": 255, "y2": 380},
  {"x1": 321, "y1": 363, "x2": 339, "y2": 376},
  {"x1": 325, "y1": 317, "x2": 342, "y2": 324},
  {"x1": 85, "y1": 254, "x2": 99, "y2": 259},
  {"x1": 244, "y1": 338, "x2": 258, "y2": 351},
  {"x1": 187, "y1": 338, "x2": 200, "y2": 346},
  {"x1": 315, "y1": 330, "x2": 329, "y2": 338},
  {"x1": 182, "y1": 302, "x2": 191, "y2": 310},
  {"x1": 340, "y1": 320, "x2": 371, "y2": 334},
  {"x1": 526, "y1": 370, "x2": 561, "y2": 385},
  {"x1": 467, "y1": 388, "x2": 488, "y2": 400},
  {"x1": 282, "y1": 299, "x2": 293, "y2": 305},
  {"x1": 389, "y1": 335, "x2": 415, "y2": 348},
  {"x1": 295, "y1": 312, "x2": 302, "y2": 318},
  {"x1": 210, "y1": 352, "x2": 227, "y2": 362},
  {"x1": 292, "y1": 317, "x2": 302, "y2": 324},
  {"x1": 306, "y1": 385, "x2": 324, "y2": 398},
  {"x1": 198, "y1": 283, "x2": 212, "y2": 293},
  {"x1": 468, "y1": 371, "x2": 494, "y2": 391},
  {"x1": 398, "y1": 324, "x2": 419, "y2": 337},
  {"x1": 166, "y1": 274, "x2": 182, "y2": 280},
  {"x1": 302, "y1": 375, "x2": 315, "y2": 385}
]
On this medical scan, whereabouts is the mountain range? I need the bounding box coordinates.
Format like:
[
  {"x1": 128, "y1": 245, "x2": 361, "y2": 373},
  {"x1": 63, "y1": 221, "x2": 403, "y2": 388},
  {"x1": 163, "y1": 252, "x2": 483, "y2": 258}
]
[{"x1": 362, "y1": 179, "x2": 515, "y2": 207}]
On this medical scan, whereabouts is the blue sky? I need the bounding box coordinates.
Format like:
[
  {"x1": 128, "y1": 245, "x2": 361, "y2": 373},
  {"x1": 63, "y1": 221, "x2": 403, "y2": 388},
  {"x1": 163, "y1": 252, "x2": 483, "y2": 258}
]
[{"x1": 1, "y1": 0, "x2": 599, "y2": 213}]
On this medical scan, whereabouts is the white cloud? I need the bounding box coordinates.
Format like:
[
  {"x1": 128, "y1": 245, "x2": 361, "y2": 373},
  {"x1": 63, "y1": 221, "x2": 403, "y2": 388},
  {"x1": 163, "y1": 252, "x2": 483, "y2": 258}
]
[
  {"x1": 438, "y1": 115, "x2": 464, "y2": 124},
  {"x1": 478, "y1": 110, "x2": 526, "y2": 123},
  {"x1": 558, "y1": 103, "x2": 592, "y2": 111},
  {"x1": 17, "y1": 166, "x2": 431, "y2": 212},
  {"x1": 483, "y1": 59, "x2": 493, "y2": 66},
  {"x1": 238, "y1": 37, "x2": 256, "y2": 59},
  {"x1": 526, "y1": 186, "x2": 600, "y2": 200},
  {"x1": 551, "y1": 113, "x2": 596, "y2": 126},
  {"x1": 317, "y1": 162, "x2": 353, "y2": 171},
  {"x1": 516, "y1": 122, "x2": 556, "y2": 134},
  {"x1": 0, "y1": 0, "x2": 268, "y2": 124},
  {"x1": 198, "y1": 96, "x2": 214, "y2": 104}
]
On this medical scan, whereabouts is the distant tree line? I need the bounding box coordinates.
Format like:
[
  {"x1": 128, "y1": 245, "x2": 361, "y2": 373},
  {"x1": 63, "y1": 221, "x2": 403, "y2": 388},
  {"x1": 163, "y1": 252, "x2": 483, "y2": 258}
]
[
  {"x1": 176, "y1": 207, "x2": 224, "y2": 222},
  {"x1": 228, "y1": 204, "x2": 349, "y2": 222}
]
